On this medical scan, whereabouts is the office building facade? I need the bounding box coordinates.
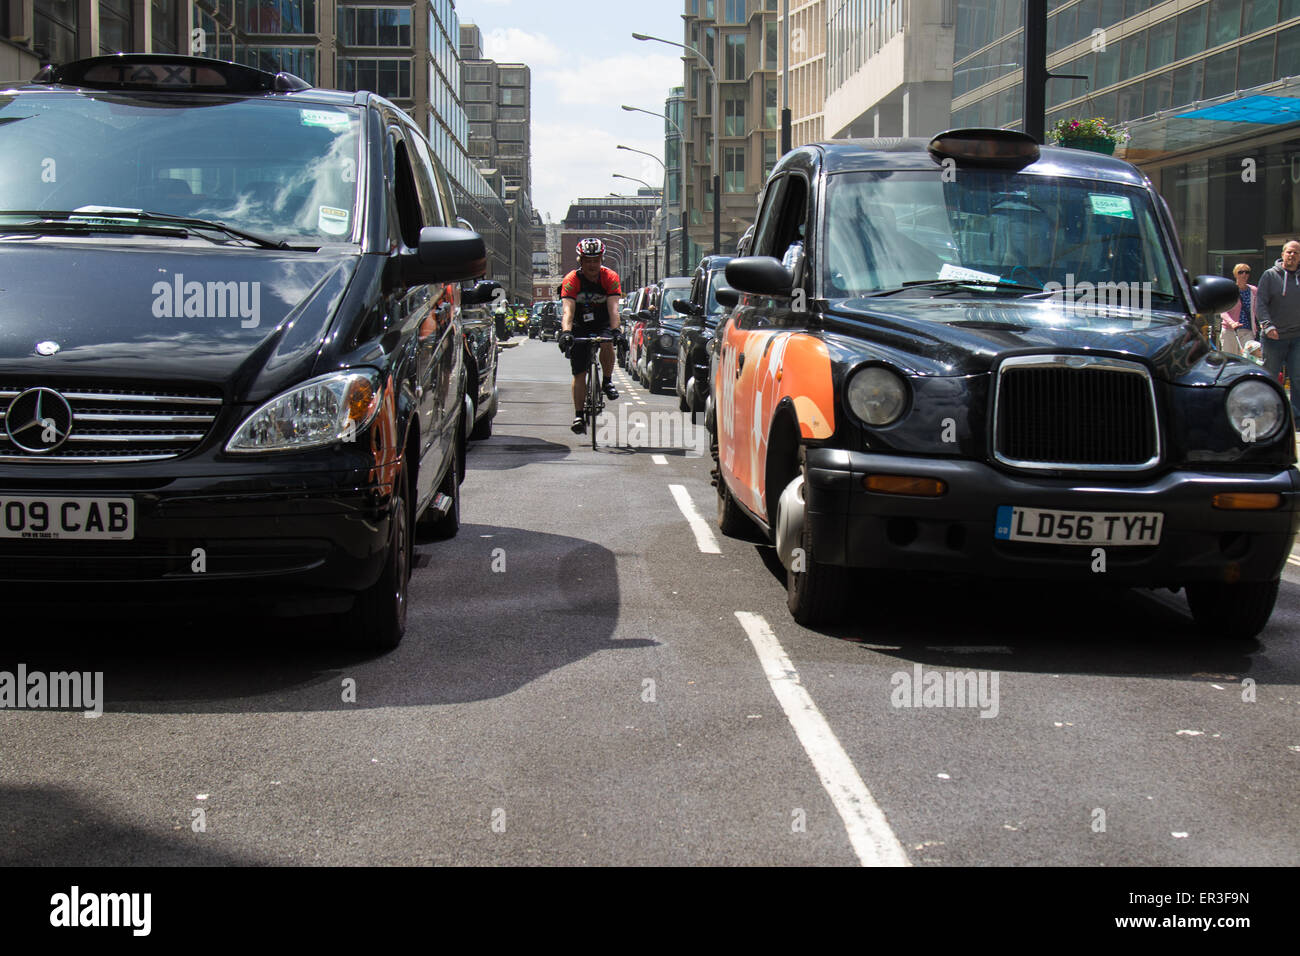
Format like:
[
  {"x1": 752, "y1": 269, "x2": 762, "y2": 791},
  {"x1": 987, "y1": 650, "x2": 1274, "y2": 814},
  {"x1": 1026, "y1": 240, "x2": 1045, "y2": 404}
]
[{"x1": 949, "y1": 0, "x2": 1300, "y2": 276}]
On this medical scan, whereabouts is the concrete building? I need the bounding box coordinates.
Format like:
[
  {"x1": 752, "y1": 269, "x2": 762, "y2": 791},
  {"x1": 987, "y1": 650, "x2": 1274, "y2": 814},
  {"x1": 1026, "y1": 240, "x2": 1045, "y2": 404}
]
[
  {"x1": 778, "y1": 0, "x2": 826, "y2": 145},
  {"x1": 560, "y1": 193, "x2": 661, "y2": 287},
  {"x1": 823, "y1": 0, "x2": 955, "y2": 138},
  {"x1": 458, "y1": 22, "x2": 535, "y2": 299},
  {"x1": 680, "y1": 0, "x2": 782, "y2": 263},
  {"x1": 949, "y1": 0, "x2": 1300, "y2": 276}
]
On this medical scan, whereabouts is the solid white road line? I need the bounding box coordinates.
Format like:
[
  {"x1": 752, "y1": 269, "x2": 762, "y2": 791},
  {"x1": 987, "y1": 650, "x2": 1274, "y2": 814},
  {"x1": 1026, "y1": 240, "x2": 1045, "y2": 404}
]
[
  {"x1": 1288, "y1": 555, "x2": 1300, "y2": 567},
  {"x1": 668, "y1": 483, "x2": 722, "y2": 554},
  {"x1": 734, "y1": 611, "x2": 911, "y2": 868},
  {"x1": 652, "y1": 454, "x2": 668, "y2": 465}
]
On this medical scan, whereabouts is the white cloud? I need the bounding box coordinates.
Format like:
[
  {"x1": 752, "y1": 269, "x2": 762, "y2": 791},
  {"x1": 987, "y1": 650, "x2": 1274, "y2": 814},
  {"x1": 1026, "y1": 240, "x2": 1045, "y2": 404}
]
[
  {"x1": 481, "y1": 28, "x2": 564, "y2": 67},
  {"x1": 541, "y1": 53, "x2": 682, "y2": 108},
  {"x1": 531, "y1": 121, "x2": 666, "y2": 224}
]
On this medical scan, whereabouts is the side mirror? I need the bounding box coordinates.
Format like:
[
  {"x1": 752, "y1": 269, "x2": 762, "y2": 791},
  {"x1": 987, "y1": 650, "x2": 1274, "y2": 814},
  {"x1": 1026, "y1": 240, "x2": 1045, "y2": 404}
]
[
  {"x1": 726, "y1": 256, "x2": 793, "y2": 298},
  {"x1": 463, "y1": 279, "x2": 502, "y2": 305},
  {"x1": 406, "y1": 226, "x2": 486, "y2": 284},
  {"x1": 1190, "y1": 274, "x2": 1239, "y2": 316},
  {"x1": 637, "y1": 309, "x2": 654, "y2": 322},
  {"x1": 673, "y1": 298, "x2": 700, "y2": 316},
  {"x1": 715, "y1": 286, "x2": 739, "y2": 309}
]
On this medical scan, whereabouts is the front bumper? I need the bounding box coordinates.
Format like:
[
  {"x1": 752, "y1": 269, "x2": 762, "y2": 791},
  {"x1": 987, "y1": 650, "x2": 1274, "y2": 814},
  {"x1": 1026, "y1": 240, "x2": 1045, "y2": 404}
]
[
  {"x1": 804, "y1": 449, "x2": 1300, "y2": 585},
  {"x1": 0, "y1": 466, "x2": 399, "y2": 610}
]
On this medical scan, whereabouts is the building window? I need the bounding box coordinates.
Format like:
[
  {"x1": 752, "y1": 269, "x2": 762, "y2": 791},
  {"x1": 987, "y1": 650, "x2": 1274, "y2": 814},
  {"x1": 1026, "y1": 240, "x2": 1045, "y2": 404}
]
[
  {"x1": 464, "y1": 64, "x2": 492, "y2": 83},
  {"x1": 243, "y1": 46, "x2": 317, "y2": 83},
  {"x1": 338, "y1": 6, "x2": 412, "y2": 47},
  {"x1": 724, "y1": 96, "x2": 745, "y2": 135},
  {"x1": 341, "y1": 57, "x2": 412, "y2": 99},
  {"x1": 763, "y1": 134, "x2": 777, "y2": 179},
  {"x1": 500, "y1": 68, "x2": 527, "y2": 86},
  {"x1": 100, "y1": 0, "x2": 132, "y2": 54},
  {"x1": 464, "y1": 84, "x2": 492, "y2": 102},
  {"x1": 725, "y1": 0, "x2": 745, "y2": 22},
  {"x1": 497, "y1": 121, "x2": 526, "y2": 141},
  {"x1": 465, "y1": 103, "x2": 493, "y2": 120},
  {"x1": 244, "y1": 0, "x2": 316, "y2": 35},
  {"x1": 724, "y1": 146, "x2": 745, "y2": 192},
  {"x1": 765, "y1": 76, "x2": 778, "y2": 127},
  {"x1": 725, "y1": 33, "x2": 746, "y2": 79},
  {"x1": 500, "y1": 87, "x2": 527, "y2": 105},
  {"x1": 34, "y1": 0, "x2": 78, "y2": 62},
  {"x1": 765, "y1": 20, "x2": 777, "y2": 69},
  {"x1": 498, "y1": 106, "x2": 526, "y2": 120}
]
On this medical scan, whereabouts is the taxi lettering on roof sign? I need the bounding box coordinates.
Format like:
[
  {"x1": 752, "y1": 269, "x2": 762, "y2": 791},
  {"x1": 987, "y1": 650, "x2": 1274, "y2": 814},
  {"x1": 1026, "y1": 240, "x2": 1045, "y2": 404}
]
[
  {"x1": 0, "y1": 53, "x2": 505, "y2": 651},
  {"x1": 709, "y1": 128, "x2": 1298, "y2": 640}
]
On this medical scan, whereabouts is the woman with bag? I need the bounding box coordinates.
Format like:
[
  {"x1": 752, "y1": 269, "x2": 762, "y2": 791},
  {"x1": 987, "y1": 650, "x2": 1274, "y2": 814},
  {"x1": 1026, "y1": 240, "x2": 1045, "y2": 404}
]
[{"x1": 1219, "y1": 263, "x2": 1258, "y2": 355}]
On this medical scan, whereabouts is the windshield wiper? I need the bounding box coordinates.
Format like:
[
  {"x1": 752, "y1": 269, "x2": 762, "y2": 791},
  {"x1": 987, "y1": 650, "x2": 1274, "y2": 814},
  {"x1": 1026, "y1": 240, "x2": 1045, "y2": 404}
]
[
  {"x1": 869, "y1": 279, "x2": 1046, "y2": 297},
  {"x1": 0, "y1": 209, "x2": 293, "y2": 249}
]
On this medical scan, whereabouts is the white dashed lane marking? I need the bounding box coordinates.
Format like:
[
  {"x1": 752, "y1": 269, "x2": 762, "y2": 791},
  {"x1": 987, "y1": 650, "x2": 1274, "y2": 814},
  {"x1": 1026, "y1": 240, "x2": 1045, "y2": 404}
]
[
  {"x1": 668, "y1": 484, "x2": 721, "y2": 554},
  {"x1": 652, "y1": 454, "x2": 667, "y2": 465},
  {"x1": 734, "y1": 611, "x2": 911, "y2": 868}
]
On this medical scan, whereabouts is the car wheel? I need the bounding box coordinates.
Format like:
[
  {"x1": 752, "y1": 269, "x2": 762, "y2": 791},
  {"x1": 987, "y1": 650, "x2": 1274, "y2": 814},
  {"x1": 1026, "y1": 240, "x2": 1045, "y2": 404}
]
[
  {"x1": 716, "y1": 472, "x2": 753, "y2": 538},
  {"x1": 469, "y1": 400, "x2": 493, "y2": 440},
  {"x1": 1185, "y1": 579, "x2": 1278, "y2": 641},
  {"x1": 418, "y1": 440, "x2": 461, "y2": 541},
  {"x1": 342, "y1": 468, "x2": 410, "y2": 650},
  {"x1": 786, "y1": 516, "x2": 850, "y2": 627}
]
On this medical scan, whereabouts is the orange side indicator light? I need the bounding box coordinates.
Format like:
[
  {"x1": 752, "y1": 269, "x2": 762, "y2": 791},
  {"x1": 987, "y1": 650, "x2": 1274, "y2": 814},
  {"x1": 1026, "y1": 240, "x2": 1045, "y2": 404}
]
[
  {"x1": 863, "y1": 475, "x2": 947, "y2": 497},
  {"x1": 1212, "y1": 493, "x2": 1282, "y2": 510}
]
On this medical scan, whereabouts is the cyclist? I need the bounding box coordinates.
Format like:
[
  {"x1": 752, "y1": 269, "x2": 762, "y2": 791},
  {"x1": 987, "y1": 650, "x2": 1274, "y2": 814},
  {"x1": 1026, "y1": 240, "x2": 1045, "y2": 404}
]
[{"x1": 557, "y1": 237, "x2": 622, "y2": 433}]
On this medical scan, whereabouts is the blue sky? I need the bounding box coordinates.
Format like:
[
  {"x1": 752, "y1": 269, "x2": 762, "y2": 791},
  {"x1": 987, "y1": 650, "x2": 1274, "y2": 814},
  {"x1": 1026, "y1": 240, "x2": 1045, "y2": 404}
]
[{"x1": 453, "y1": 0, "x2": 685, "y2": 222}]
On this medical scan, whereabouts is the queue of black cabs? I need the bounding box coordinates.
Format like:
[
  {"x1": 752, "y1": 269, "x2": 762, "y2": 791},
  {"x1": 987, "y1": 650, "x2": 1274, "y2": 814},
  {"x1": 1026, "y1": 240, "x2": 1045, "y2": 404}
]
[
  {"x1": 709, "y1": 128, "x2": 1298, "y2": 640},
  {"x1": 0, "y1": 54, "x2": 500, "y2": 649}
]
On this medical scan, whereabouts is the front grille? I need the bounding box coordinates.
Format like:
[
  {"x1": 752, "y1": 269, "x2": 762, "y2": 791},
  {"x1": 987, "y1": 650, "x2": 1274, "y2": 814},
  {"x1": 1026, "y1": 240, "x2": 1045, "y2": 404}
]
[
  {"x1": 993, "y1": 356, "x2": 1160, "y2": 470},
  {"x1": 0, "y1": 384, "x2": 222, "y2": 463}
]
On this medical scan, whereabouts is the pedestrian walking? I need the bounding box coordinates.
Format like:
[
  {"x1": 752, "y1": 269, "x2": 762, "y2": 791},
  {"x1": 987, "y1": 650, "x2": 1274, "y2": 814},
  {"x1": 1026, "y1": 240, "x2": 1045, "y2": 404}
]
[
  {"x1": 1219, "y1": 263, "x2": 1257, "y2": 356},
  {"x1": 1255, "y1": 240, "x2": 1300, "y2": 428}
]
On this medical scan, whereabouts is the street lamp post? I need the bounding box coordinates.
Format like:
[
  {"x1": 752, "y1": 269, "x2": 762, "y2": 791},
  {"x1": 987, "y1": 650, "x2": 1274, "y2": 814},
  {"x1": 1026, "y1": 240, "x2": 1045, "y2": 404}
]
[
  {"x1": 633, "y1": 31, "x2": 720, "y2": 258},
  {"x1": 615, "y1": 147, "x2": 665, "y2": 283},
  {"x1": 781, "y1": 0, "x2": 791, "y2": 155},
  {"x1": 614, "y1": 174, "x2": 663, "y2": 283},
  {"x1": 622, "y1": 104, "x2": 685, "y2": 277}
]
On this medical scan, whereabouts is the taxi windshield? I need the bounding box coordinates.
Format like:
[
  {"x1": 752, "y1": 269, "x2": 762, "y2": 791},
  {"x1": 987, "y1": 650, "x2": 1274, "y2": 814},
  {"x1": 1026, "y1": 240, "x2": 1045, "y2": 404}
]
[
  {"x1": 0, "y1": 92, "x2": 361, "y2": 243},
  {"x1": 822, "y1": 169, "x2": 1181, "y2": 306},
  {"x1": 659, "y1": 285, "x2": 691, "y2": 327}
]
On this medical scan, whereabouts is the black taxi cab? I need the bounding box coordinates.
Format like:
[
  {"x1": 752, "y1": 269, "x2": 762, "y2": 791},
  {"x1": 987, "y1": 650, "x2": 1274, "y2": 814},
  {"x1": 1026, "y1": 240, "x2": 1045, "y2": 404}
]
[
  {"x1": 713, "y1": 129, "x2": 1298, "y2": 640},
  {"x1": 0, "y1": 54, "x2": 490, "y2": 649}
]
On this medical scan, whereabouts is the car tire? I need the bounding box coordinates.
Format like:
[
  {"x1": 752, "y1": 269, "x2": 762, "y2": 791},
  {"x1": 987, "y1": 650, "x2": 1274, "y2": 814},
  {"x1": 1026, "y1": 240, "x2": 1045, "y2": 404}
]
[
  {"x1": 786, "y1": 517, "x2": 850, "y2": 627},
  {"x1": 342, "y1": 468, "x2": 410, "y2": 650},
  {"x1": 469, "y1": 401, "x2": 493, "y2": 440},
  {"x1": 716, "y1": 472, "x2": 753, "y2": 538},
  {"x1": 1186, "y1": 579, "x2": 1278, "y2": 641},
  {"x1": 418, "y1": 440, "x2": 461, "y2": 541}
]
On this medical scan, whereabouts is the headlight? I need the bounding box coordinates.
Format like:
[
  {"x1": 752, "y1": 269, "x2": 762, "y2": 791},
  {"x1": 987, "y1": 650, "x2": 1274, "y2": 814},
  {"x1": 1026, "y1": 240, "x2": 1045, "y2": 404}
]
[
  {"x1": 847, "y1": 366, "x2": 908, "y2": 426},
  {"x1": 659, "y1": 333, "x2": 674, "y2": 350},
  {"x1": 1226, "y1": 378, "x2": 1285, "y2": 442},
  {"x1": 226, "y1": 370, "x2": 384, "y2": 453}
]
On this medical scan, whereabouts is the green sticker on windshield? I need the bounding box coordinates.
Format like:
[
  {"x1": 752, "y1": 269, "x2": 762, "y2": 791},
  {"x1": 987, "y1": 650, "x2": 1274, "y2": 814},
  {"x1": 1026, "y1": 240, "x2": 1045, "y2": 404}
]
[
  {"x1": 1089, "y1": 194, "x2": 1133, "y2": 219},
  {"x1": 301, "y1": 109, "x2": 350, "y2": 132}
]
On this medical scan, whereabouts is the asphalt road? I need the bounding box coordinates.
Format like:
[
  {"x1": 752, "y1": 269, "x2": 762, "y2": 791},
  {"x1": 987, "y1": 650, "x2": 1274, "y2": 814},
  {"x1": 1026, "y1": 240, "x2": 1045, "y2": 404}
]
[{"x1": 1, "y1": 335, "x2": 1297, "y2": 866}]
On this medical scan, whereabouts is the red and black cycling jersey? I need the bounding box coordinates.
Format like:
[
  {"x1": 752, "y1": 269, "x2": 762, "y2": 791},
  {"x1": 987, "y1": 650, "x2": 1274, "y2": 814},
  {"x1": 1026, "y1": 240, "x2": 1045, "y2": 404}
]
[{"x1": 561, "y1": 267, "x2": 621, "y2": 325}]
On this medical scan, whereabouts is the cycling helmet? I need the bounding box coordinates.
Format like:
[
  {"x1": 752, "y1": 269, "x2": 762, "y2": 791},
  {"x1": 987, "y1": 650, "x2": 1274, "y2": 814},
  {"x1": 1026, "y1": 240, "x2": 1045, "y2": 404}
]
[{"x1": 576, "y1": 237, "x2": 605, "y2": 258}]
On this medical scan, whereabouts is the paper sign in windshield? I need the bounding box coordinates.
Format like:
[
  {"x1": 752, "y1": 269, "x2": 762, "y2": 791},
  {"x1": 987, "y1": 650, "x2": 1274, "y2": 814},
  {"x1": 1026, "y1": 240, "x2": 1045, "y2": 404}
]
[
  {"x1": 939, "y1": 263, "x2": 1002, "y2": 283},
  {"x1": 1089, "y1": 194, "x2": 1134, "y2": 219},
  {"x1": 319, "y1": 206, "x2": 350, "y2": 235}
]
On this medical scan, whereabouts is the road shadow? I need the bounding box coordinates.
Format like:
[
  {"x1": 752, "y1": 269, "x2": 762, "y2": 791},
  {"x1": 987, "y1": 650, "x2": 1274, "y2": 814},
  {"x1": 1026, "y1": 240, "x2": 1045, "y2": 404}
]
[
  {"x1": 754, "y1": 543, "x2": 1298, "y2": 680},
  {"x1": 0, "y1": 524, "x2": 653, "y2": 714},
  {"x1": 461, "y1": 434, "x2": 571, "y2": 470},
  {"x1": 0, "y1": 786, "x2": 264, "y2": 865}
]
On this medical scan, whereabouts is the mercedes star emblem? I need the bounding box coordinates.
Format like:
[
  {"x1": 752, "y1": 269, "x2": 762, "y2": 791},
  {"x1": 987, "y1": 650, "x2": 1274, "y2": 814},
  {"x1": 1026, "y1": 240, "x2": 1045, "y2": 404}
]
[{"x1": 5, "y1": 387, "x2": 74, "y2": 453}]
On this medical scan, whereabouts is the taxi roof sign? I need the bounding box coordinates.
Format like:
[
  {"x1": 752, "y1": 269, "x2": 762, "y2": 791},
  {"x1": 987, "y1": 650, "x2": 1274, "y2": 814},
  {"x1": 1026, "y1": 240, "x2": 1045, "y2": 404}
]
[
  {"x1": 33, "y1": 53, "x2": 312, "y2": 94},
  {"x1": 927, "y1": 128, "x2": 1041, "y2": 168}
]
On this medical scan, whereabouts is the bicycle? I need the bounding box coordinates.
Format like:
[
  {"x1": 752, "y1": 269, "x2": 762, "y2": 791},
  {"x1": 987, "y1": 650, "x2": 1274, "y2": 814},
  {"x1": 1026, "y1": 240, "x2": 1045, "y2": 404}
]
[{"x1": 571, "y1": 331, "x2": 616, "y2": 451}]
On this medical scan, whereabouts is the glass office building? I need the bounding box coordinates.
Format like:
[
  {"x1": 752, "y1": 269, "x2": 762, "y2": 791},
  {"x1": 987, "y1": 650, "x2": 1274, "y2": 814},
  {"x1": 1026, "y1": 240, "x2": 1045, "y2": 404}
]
[{"x1": 950, "y1": 0, "x2": 1300, "y2": 276}]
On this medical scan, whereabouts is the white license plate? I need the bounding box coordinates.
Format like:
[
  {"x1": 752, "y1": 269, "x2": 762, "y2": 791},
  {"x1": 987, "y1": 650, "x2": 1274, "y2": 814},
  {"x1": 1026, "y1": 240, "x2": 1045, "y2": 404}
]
[
  {"x1": 994, "y1": 505, "x2": 1162, "y2": 546},
  {"x1": 0, "y1": 495, "x2": 134, "y2": 540}
]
